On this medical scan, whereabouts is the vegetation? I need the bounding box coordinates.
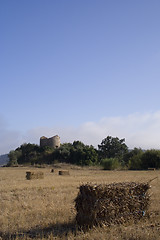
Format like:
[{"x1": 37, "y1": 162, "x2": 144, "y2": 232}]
[
  {"x1": 98, "y1": 136, "x2": 128, "y2": 160},
  {"x1": 125, "y1": 148, "x2": 144, "y2": 170},
  {"x1": 141, "y1": 149, "x2": 160, "y2": 169},
  {"x1": 7, "y1": 141, "x2": 98, "y2": 167},
  {"x1": 7, "y1": 136, "x2": 160, "y2": 170},
  {"x1": 101, "y1": 158, "x2": 120, "y2": 170}
]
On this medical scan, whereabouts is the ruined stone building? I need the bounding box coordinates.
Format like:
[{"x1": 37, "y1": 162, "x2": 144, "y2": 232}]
[{"x1": 40, "y1": 135, "x2": 60, "y2": 148}]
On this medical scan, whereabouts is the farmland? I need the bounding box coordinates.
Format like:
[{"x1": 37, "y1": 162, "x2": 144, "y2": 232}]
[{"x1": 0, "y1": 165, "x2": 159, "y2": 240}]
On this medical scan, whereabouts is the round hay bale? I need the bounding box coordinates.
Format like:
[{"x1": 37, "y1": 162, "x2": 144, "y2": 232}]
[{"x1": 59, "y1": 170, "x2": 70, "y2": 176}]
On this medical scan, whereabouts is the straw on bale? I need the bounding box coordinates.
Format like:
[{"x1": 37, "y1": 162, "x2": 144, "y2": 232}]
[
  {"x1": 59, "y1": 170, "x2": 70, "y2": 175},
  {"x1": 26, "y1": 171, "x2": 44, "y2": 180},
  {"x1": 75, "y1": 182, "x2": 150, "y2": 229},
  {"x1": 148, "y1": 168, "x2": 156, "y2": 171}
]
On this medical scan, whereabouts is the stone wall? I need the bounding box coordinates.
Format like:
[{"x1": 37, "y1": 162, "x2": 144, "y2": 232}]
[{"x1": 40, "y1": 135, "x2": 60, "y2": 148}]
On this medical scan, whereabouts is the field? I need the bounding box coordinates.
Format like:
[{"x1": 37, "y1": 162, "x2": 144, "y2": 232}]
[{"x1": 0, "y1": 165, "x2": 160, "y2": 240}]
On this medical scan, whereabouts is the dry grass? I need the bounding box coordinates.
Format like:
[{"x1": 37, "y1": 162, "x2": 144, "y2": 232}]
[{"x1": 0, "y1": 165, "x2": 159, "y2": 239}]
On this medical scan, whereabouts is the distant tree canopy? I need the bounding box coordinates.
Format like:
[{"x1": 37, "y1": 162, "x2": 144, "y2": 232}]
[
  {"x1": 125, "y1": 148, "x2": 144, "y2": 170},
  {"x1": 127, "y1": 148, "x2": 160, "y2": 170},
  {"x1": 98, "y1": 136, "x2": 128, "y2": 160},
  {"x1": 8, "y1": 141, "x2": 98, "y2": 166},
  {"x1": 141, "y1": 149, "x2": 160, "y2": 170},
  {"x1": 7, "y1": 136, "x2": 160, "y2": 170},
  {"x1": 50, "y1": 141, "x2": 98, "y2": 166}
]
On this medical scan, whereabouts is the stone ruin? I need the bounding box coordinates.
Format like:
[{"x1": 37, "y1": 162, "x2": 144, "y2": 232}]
[{"x1": 40, "y1": 135, "x2": 60, "y2": 148}]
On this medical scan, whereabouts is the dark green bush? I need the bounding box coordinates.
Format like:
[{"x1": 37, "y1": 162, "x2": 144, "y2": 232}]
[
  {"x1": 128, "y1": 154, "x2": 143, "y2": 170},
  {"x1": 141, "y1": 149, "x2": 160, "y2": 169},
  {"x1": 101, "y1": 158, "x2": 120, "y2": 170},
  {"x1": 127, "y1": 148, "x2": 144, "y2": 170}
]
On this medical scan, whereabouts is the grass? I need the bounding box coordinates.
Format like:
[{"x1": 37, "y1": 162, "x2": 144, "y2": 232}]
[{"x1": 0, "y1": 164, "x2": 159, "y2": 239}]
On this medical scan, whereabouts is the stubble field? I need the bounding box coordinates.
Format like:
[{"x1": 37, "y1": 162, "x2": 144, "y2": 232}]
[{"x1": 0, "y1": 165, "x2": 159, "y2": 240}]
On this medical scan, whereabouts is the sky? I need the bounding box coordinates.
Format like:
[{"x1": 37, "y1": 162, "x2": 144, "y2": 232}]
[{"x1": 1, "y1": 0, "x2": 160, "y2": 154}]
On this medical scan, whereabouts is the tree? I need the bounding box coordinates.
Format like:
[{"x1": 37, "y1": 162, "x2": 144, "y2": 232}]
[
  {"x1": 70, "y1": 141, "x2": 98, "y2": 166},
  {"x1": 141, "y1": 150, "x2": 160, "y2": 169},
  {"x1": 8, "y1": 150, "x2": 22, "y2": 166},
  {"x1": 51, "y1": 143, "x2": 73, "y2": 163},
  {"x1": 98, "y1": 136, "x2": 128, "y2": 161},
  {"x1": 124, "y1": 148, "x2": 143, "y2": 167},
  {"x1": 128, "y1": 148, "x2": 144, "y2": 170},
  {"x1": 7, "y1": 140, "x2": 97, "y2": 166},
  {"x1": 15, "y1": 143, "x2": 41, "y2": 164},
  {"x1": 51, "y1": 141, "x2": 98, "y2": 166}
]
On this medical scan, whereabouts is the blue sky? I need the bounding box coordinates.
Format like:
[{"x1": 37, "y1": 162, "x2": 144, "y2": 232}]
[{"x1": 1, "y1": 0, "x2": 160, "y2": 154}]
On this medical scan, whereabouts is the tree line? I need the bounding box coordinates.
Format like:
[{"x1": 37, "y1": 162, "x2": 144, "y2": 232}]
[{"x1": 8, "y1": 136, "x2": 160, "y2": 170}]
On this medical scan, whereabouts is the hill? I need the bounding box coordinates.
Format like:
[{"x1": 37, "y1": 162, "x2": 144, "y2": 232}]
[{"x1": 0, "y1": 154, "x2": 9, "y2": 166}]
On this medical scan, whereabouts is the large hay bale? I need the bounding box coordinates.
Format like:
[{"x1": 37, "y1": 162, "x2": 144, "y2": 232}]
[
  {"x1": 75, "y1": 182, "x2": 150, "y2": 229},
  {"x1": 58, "y1": 170, "x2": 70, "y2": 175},
  {"x1": 26, "y1": 171, "x2": 44, "y2": 180}
]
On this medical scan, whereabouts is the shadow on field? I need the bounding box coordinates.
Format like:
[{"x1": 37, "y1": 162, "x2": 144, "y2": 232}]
[{"x1": 0, "y1": 221, "x2": 78, "y2": 239}]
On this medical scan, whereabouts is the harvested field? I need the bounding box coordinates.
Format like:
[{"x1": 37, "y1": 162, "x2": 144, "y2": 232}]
[{"x1": 0, "y1": 165, "x2": 159, "y2": 239}]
